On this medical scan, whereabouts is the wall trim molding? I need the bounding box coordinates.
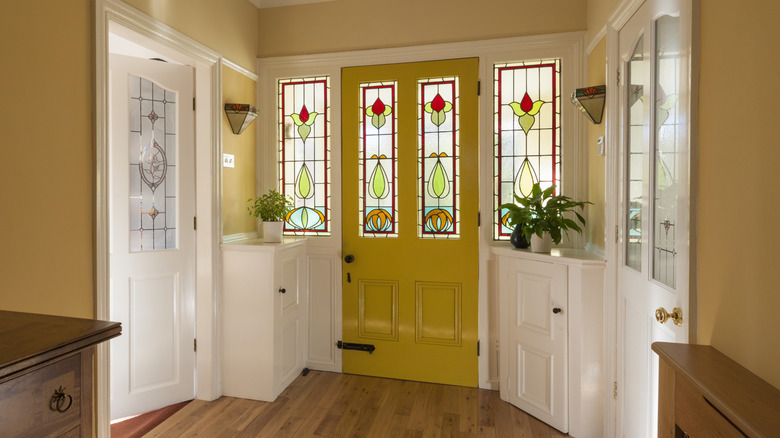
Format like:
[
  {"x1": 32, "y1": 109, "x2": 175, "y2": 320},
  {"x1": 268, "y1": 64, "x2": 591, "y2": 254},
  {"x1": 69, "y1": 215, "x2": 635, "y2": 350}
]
[
  {"x1": 223, "y1": 58, "x2": 259, "y2": 81},
  {"x1": 95, "y1": 0, "x2": 222, "y2": 435},
  {"x1": 586, "y1": 25, "x2": 607, "y2": 55}
]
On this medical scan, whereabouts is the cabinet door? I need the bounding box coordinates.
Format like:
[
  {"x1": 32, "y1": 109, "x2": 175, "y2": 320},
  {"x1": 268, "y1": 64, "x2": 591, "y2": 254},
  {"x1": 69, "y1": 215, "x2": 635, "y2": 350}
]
[
  {"x1": 275, "y1": 247, "x2": 306, "y2": 393},
  {"x1": 501, "y1": 258, "x2": 568, "y2": 432}
]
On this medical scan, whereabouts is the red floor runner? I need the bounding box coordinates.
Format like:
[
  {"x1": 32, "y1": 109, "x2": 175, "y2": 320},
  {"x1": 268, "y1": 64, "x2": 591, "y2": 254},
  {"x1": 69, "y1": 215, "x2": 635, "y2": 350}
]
[{"x1": 111, "y1": 400, "x2": 191, "y2": 438}]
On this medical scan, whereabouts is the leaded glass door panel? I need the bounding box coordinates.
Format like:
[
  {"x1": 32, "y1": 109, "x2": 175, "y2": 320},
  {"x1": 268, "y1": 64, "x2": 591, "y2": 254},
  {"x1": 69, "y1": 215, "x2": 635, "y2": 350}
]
[
  {"x1": 342, "y1": 58, "x2": 479, "y2": 387},
  {"x1": 615, "y1": 1, "x2": 692, "y2": 436}
]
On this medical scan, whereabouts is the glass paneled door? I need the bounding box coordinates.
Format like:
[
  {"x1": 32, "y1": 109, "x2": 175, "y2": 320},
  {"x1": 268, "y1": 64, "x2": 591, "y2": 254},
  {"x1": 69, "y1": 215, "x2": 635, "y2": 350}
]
[
  {"x1": 616, "y1": 0, "x2": 693, "y2": 436},
  {"x1": 342, "y1": 59, "x2": 479, "y2": 386}
]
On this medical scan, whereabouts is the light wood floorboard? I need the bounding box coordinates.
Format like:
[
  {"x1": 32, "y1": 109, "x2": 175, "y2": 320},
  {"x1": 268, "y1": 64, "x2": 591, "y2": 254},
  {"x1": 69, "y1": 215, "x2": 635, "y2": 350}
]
[{"x1": 145, "y1": 371, "x2": 569, "y2": 437}]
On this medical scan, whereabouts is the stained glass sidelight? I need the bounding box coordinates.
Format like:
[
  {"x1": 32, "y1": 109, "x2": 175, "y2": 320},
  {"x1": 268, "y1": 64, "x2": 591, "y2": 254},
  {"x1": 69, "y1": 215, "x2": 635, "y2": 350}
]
[
  {"x1": 625, "y1": 37, "x2": 646, "y2": 271},
  {"x1": 653, "y1": 15, "x2": 680, "y2": 288},
  {"x1": 129, "y1": 75, "x2": 177, "y2": 252},
  {"x1": 493, "y1": 60, "x2": 561, "y2": 240},
  {"x1": 359, "y1": 81, "x2": 398, "y2": 238},
  {"x1": 278, "y1": 77, "x2": 330, "y2": 235},
  {"x1": 418, "y1": 77, "x2": 459, "y2": 239}
]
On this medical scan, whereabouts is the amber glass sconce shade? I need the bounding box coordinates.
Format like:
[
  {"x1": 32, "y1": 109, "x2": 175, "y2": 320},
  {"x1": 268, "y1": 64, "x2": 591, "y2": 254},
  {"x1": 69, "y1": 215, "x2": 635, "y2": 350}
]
[
  {"x1": 224, "y1": 103, "x2": 258, "y2": 134},
  {"x1": 570, "y1": 85, "x2": 606, "y2": 124}
]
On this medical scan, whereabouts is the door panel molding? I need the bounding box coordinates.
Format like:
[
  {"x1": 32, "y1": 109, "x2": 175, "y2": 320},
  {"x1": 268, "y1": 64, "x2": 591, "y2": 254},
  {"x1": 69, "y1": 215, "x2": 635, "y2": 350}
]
[
  {"x1": 415, "y1": 282, "x2": 462, "y2": 347},
  {"x1": 358, "y1": 280, "x2": 399, "y2": 341}
]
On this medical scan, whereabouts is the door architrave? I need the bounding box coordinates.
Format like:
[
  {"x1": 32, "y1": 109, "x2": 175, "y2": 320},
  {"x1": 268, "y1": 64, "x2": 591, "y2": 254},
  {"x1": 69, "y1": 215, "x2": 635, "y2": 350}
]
[{"x1": 95, "y1": 0, "x2": 223, "y2": 435}]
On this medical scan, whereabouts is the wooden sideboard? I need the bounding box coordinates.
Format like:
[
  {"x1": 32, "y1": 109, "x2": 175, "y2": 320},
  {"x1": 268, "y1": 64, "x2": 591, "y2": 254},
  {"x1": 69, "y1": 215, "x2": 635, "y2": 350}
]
[
  {"x1": 653, "y1": 342, "x2": 780, "y2": 437},
  {"x1": 0, "y1": 311, "x2": 121, "y2": 437}
]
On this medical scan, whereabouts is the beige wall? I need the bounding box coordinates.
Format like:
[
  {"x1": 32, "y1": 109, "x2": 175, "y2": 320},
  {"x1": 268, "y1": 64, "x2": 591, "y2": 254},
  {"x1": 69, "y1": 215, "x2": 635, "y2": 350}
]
[
  {"x1": 0, "y1": 1, "x2": 94, "y2": 318},
  {"x1": 222, "y1": 66, "x2": 258, "y2": 236},
  {"x1": 257, "y1": 0, "x2": 586, "y2": 57},
  {"x1": 696, "y1": 0, "x2": 780, "y2": 388},
  {"x1": 586, "y1": 38, "x2": 607, "y2": 248},
  {"x1": 125, "y1": 0, "x2": 259, "y2": 72},
  {"x1": 0, "y1": 0, "x2": 258, "y2": 319}
]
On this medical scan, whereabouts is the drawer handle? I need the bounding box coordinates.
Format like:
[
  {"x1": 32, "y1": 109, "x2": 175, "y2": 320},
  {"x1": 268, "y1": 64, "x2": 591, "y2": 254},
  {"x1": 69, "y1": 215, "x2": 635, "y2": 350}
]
[{"x1": 50, "y1": 386, "x2": 73, "y2": 413}]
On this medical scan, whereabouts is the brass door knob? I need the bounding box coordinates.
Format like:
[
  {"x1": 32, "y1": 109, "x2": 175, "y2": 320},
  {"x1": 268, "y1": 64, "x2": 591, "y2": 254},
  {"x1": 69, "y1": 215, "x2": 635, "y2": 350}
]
[{"x1": 655, "y1": 307, "x2": 683, "y2": 326}]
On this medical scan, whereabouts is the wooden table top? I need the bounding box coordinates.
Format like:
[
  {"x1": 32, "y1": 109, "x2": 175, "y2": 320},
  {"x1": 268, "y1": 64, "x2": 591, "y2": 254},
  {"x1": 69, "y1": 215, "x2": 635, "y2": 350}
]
[
  {"x1": 0, "y1": 310, "x2": 121, "y2": 379},
  {"x1": 652, "y1": 342, "x2": 780, "y2": 437}
]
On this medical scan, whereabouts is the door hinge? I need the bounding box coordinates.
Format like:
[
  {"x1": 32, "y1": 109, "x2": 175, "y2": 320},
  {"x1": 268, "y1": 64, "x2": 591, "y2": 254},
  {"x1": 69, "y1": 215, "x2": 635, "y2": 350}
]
[
  {"x1": 194, "y1": 217, "x2": 197, "y2": 230},
  {"x1": 478, "y1": 211, "x2": 481, "y2": 227},
  {"x1": 615, "y1": 225, "x2": 619, "y2": 243},
  {"x1": 616, "y1": 67, "x2": 621, "y2": 85},
  {"x1": 477, "y1": 80, "x2": 481, "y2": 96},
  {"x1": 193, "y1": 97, "x2": 196, "y2": 111},
  {"x1": 477, "y1": 340, "x2": 480, "y2": 356},
  {"x1": 194, "y1": 339, "x2": 197, "y2": 352},
  {"x1": 614, "y1": 381, "x2": 618, "y2": 399}
]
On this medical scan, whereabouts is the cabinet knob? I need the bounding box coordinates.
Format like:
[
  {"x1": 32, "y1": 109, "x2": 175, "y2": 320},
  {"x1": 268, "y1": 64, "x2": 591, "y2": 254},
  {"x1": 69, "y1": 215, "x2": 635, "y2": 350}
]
[
  {"x1": 50, "y1": 386, "x2": 73, "y2": 413},
  {"x1": 344, "y1": 254, "x2": 355, "y2": 264},
  {"x1": 552, "y1": 307, "x2": 562, "y2": 314},
  {"x1": 279, "y1": 287, "x2": 286, "y2": 294}
]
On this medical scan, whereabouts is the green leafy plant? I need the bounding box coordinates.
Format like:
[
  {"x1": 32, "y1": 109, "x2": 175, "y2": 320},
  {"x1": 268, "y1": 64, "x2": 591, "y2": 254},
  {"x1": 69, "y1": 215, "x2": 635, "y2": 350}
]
[
  {"x1": 499, "y1": 183, "x2": 591, "y2": 244},
  {"x1": 247, "y1": 190, "x2": 294, "y2": 222}
]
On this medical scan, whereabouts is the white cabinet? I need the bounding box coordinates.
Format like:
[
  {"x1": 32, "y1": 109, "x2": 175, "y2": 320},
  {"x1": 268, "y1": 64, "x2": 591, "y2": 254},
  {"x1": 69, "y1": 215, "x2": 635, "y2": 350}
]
[
  {"x1": 495, "y1": 247, "x2": 605, "y2": 438},
  {"x1": 221, "y1": 239, "x2": 307, "y2": 402}
]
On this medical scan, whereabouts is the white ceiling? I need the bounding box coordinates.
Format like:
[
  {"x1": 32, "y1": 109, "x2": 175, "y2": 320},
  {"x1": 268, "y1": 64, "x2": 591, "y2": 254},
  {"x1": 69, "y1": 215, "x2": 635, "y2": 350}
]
[{"x1": 249, "y1": 0, "x2": 334, "y2": 9}]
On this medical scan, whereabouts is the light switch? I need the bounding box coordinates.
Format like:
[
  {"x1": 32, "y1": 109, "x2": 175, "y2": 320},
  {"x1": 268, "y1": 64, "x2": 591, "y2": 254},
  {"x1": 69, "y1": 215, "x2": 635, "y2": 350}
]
[
  {"x1": 223, "y1": 153, "x2": 235, "y2": 168},
  {"x1": 597, "y1": 136, "x2": 605, "y2": 156}
]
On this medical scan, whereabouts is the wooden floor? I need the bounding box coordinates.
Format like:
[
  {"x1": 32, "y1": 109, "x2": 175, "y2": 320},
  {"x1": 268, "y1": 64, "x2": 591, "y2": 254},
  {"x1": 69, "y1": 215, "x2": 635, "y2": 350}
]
[{"x1": 146, "y1": 371, "x2": 568, "y2": 437}]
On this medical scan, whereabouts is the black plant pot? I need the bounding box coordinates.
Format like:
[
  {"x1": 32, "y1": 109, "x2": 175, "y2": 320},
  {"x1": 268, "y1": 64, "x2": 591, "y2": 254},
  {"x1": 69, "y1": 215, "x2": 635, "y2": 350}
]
[{"x1": 510, "y1": 223, "x2": 530, "y2": 249}]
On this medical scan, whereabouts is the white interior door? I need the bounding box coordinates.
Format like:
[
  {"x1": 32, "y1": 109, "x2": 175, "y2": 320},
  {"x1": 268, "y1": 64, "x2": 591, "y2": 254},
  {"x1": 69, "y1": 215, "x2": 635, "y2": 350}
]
[
  {"x1": 109, "y1": 53, "x2": 196, "y2": 420},
  {"x1": 616, "y1": 1, "x2": 692, "y2": 436}
]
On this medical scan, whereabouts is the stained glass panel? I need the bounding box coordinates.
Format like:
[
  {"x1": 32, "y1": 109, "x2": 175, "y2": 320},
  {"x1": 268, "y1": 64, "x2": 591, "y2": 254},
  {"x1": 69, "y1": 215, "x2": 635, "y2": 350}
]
[
  {"x1": 129, "y1": 75, "x2": 177, "y2": 252},
  {"x1": 278, "y1": 77, "x2": 330, "y2": 235},
  {"x1": 653, "y1": 15, "x2": 680, "y2": 287},
  {"x1": 493, "y1": 60, "x2": 561, "y2": 240},
  {"x1": 418, "y1": 77, "x2": 459, "y2": 239},
  {"x1": 626, "y1": 37, "x2": 646, "y2": 271},
  {"x1": 359, "y1": 81, "x2": 398, "y2": 238}
]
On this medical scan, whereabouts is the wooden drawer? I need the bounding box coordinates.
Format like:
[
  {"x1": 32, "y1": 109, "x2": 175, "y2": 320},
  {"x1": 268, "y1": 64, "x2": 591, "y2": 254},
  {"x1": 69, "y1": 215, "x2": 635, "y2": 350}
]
[
  {"x1": 675, "y1": 374, "x2": 745, "y2": 438},
  {"x1": 0, "y1": 354, "x2": 82, "y2": 438}
]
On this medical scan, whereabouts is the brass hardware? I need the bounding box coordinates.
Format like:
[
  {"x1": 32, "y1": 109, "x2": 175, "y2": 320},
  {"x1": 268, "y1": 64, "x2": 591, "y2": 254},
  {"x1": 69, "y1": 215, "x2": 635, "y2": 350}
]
[
  {"x1": 50, "y1": 386, "x2": 73, "y2": 413},
  {"x1": 655, "y1": 307, "x2": 683, "y2": 326}
]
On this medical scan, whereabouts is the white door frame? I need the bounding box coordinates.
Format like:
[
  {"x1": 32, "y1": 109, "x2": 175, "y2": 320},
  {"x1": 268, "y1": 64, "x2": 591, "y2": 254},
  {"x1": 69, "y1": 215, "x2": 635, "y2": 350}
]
[
  {"x1": 258, "y1": 32, "x2": 587, "y2": 390},
  {"x1": 95, "y1": 0, "x2": 223, "y2": 435},
  {"x1": 604, "y1": 0, "x2": 699, "y2": 436}
]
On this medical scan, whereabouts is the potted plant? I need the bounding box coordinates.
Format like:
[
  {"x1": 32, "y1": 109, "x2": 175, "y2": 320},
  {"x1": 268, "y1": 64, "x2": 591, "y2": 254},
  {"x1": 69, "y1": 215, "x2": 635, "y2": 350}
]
[
  {"x1": 247, "y1": 189, "x2": 294, "y2": 243},
  {"x1": 499, "y1": 183, "x2": 590, "y2": 253}
]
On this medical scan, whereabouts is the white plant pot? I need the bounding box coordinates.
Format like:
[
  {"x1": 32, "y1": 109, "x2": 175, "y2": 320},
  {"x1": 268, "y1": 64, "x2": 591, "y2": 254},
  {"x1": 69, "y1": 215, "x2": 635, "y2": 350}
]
[
  {"x1": 530, "y1": 231, "x2": 553, "y2": 253},
  {"x1": 262, "y1": 221, "x2": 284, "y2": 243}
]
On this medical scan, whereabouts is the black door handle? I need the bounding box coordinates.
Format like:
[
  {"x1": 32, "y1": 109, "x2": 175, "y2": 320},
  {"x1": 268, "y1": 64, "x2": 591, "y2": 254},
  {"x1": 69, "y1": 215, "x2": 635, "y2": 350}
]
[
  {"x1": 279, "y1": 288, "x2": 286, "y2": 294},
  {"x1": 552, "y1": 307, "x2": 562, "y2": 314},
  {"x1": 344, "y1": 254, "x2": 355, "y2": 263}
]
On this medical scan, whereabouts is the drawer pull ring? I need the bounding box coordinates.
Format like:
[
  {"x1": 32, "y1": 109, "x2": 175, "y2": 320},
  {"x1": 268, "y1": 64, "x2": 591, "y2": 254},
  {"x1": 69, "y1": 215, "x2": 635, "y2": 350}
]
[{"x1": 50, "y1": 386, "x2": 73, "y2": 413}]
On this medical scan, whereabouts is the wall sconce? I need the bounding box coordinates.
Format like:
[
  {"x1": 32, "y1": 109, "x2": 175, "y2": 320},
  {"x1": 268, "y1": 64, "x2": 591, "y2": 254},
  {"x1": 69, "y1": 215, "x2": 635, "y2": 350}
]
[
  {"x1": 570, "y1": 85, "x2": 606, "y2": 124},
  {"x1": 224, "y1": 103, "x2": 258, "y2": 134}
]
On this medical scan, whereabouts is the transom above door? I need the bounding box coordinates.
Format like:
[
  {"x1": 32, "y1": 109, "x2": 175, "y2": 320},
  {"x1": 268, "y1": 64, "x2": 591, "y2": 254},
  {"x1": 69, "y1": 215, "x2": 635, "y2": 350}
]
[{"x1": 341, "y1": 58, "x2": 479, "y2": 386}]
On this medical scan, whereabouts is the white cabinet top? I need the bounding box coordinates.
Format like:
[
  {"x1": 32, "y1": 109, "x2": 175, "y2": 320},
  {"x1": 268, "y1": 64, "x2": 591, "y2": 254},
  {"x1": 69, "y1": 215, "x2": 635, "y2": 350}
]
[
  {"x1": 491, "y1": 243, "x2": 605, "y2": 267},
  {"x1": 220, "y1": 237, "x2": 307, "y2": 253}
]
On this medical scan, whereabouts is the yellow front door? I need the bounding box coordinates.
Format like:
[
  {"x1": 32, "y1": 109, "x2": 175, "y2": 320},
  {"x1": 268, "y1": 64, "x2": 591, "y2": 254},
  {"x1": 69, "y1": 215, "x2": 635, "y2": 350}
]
[{"x1": 341, "y1": 58, "x2": 479, "y2": 387}]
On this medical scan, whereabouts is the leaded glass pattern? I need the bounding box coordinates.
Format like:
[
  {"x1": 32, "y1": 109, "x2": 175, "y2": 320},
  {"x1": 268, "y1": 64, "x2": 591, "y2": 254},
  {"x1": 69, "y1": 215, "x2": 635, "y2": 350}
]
[
  {"x1": 653, "y1": 15, "x2": 680, "y2": 288},
  {"x1": 493, "y1": 59, "x2": 561, "y2": 240},
  {"x1": 626, "y1": 37, "x2": 645, "y2": 271},
  {"x1": 129, "y1": 75, "x2": 177, "y2": 252},
  {"x1": 418, "y1": 77, "x2": 459, "y2": 239},
  {"x1": 359, "y1": 81, "x2": 398, "y2": 238},
  {"x1": 279, "y1": 77, "x2": 331, "y2": 235}
]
